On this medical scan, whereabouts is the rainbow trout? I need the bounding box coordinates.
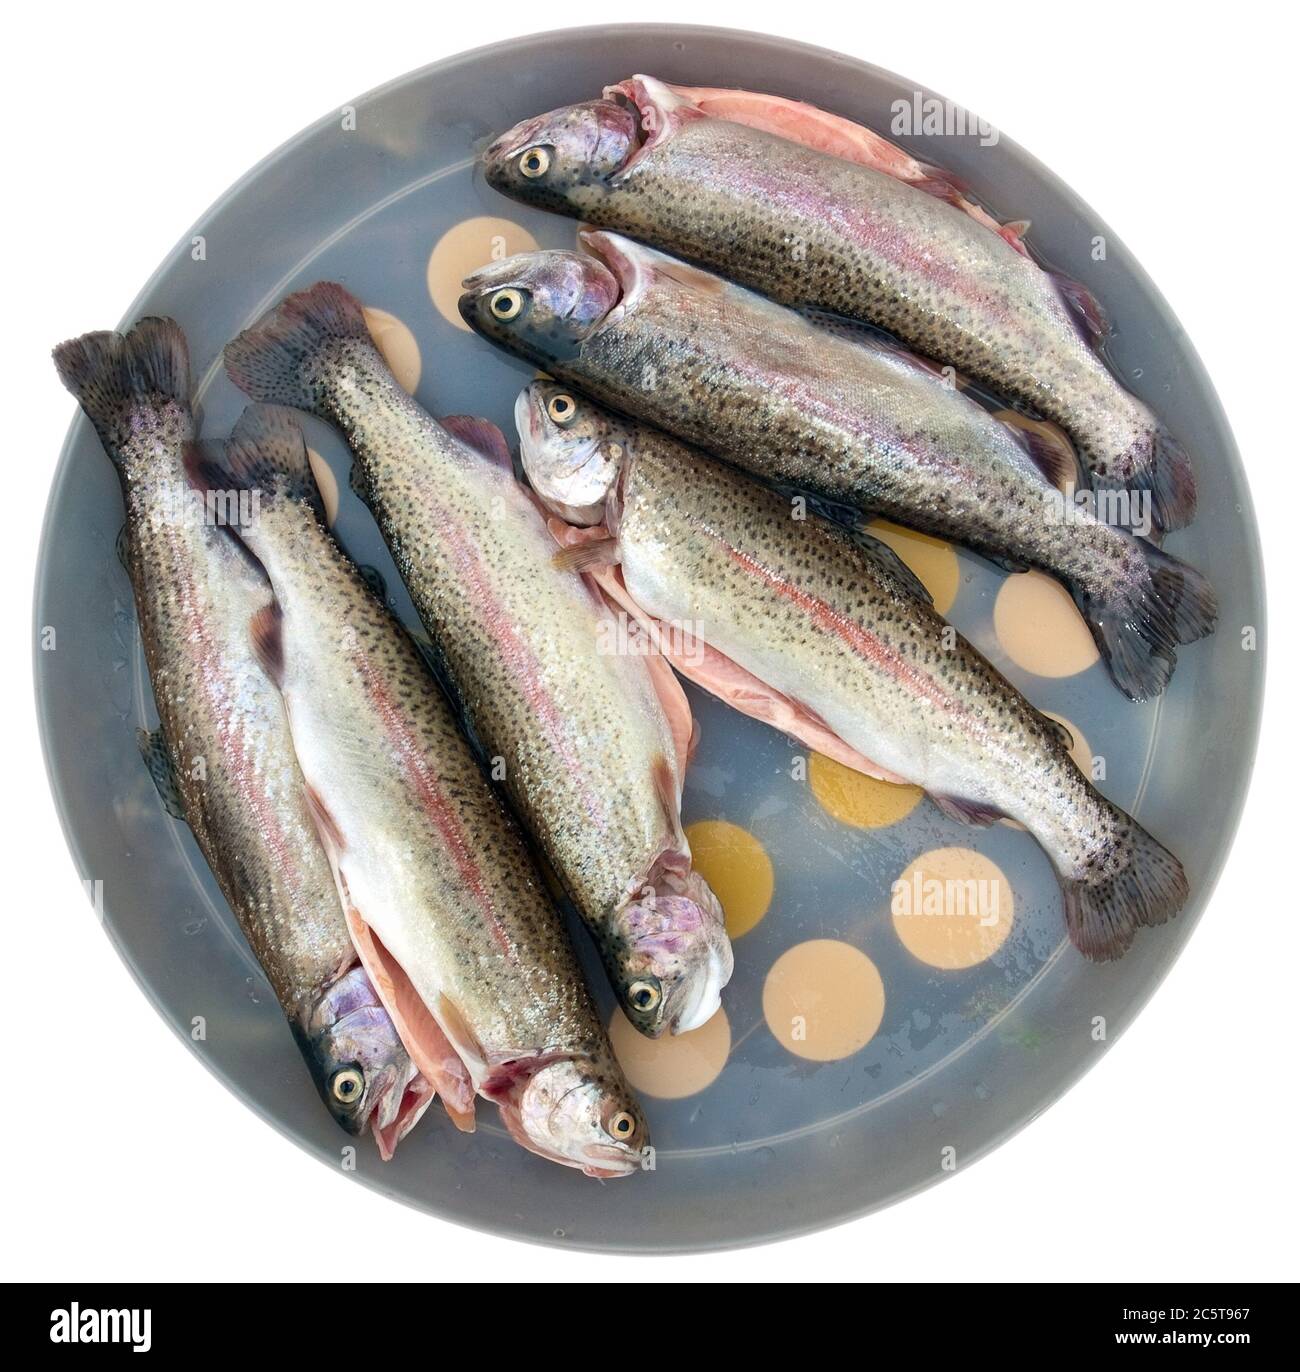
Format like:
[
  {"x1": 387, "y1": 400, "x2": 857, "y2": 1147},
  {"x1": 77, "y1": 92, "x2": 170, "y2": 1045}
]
[
  {"x1": 52, "y1": 320, "x2": 429, "y2": 1155},
  {"x1": 459, "y1": 233, "x2": 1216, "y2": 702},
  {"x1": 195, "y1": 404, "x2": 649, "y2": 1176},
  {"x1": 224, "y1": 283, "x2": 729, "y2": 1037},
  {"x1": 482, "y1": 75, "x2": 1197, "y2": 533},
  {"x1": 517, "y1": 381, "x2": 1189, "y2": 961}
]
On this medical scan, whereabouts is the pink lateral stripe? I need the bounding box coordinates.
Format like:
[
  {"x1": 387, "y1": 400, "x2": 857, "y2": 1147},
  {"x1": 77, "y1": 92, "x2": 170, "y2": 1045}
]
[
  {"x1": 706, "y1": 529, "x2": 984, "y2": 736},
  {"x1": 434, "y1": 493, "x2": 609, "y2": 830},
  {"x1": 170, "y1": 527, "x2": 303, "y2": 898},
  {"x1": 347, "y1": 640, "x2": 515, "y2": 962}
]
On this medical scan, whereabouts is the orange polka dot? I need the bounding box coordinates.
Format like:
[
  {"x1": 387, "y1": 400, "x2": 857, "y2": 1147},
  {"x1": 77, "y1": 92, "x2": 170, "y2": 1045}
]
[
  {"x1": 994, "y1": 570, "x2": 1099, "y2": 679},
  {"x1": 610, "y1": 1006, "x2": 731, "y2": 1099},
  {"x1": 685, "y1": 820, "x2": 773, "y2": 938},
  {"x1": 763, "y1": 940, "x2": 885, "y2": 1061},
  {"x1": 809, "y1": 751, "x2": 923, "y2": 829},
  {"x1": 891, "y1": 847, "x2": 1014, "y2": 969}
]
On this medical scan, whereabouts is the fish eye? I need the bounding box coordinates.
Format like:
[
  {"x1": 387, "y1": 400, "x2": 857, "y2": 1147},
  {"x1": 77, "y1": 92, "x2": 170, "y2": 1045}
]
[
  {"x1": 330, "y1": 1066, "x2": 365, "y2": 1104},
  {"x1": 608, "y1": 1111, "x2": 638, "y2": 1141},
  {"x1": 519, "y1": 146, "x2": 551, "y2": 178},
  {"x1": 628, "y1": 979, "x2": 661, "y2": 1013},
  {"x1": 489, "y1": 288, "x2": 525, "y2": 321},
  {"x1": 547, "y1": 392, "x2": 578, "y2": 425}
]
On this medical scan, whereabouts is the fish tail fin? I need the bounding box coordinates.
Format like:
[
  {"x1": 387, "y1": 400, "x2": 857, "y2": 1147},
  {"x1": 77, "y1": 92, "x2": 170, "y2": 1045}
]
[
  {"x1": 1063, "y1": 816, "x2": 1187, "y2": 961},
  {"x1": 1150, "y1": 423, "x2": 1198, "y2": 532},
  {"x1": 189, "y1": 404, "x2": 325, "y2": 526},
  {"x1": 223, "y1": 281, "x2": 372, "y2": 413},
  {"x1": 52, "y1": 317, "x2": 191, "y2": 456},
  {"x1": 1075, "y1": 540, "x2": 1218, "y2": 700},
  {"x1": 1096, "y1": 421, "x2": 1197, "y2": 535}
]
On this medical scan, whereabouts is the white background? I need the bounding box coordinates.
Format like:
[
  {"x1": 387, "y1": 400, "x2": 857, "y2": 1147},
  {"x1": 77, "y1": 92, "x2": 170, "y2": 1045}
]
[{"x1": 4, "y1": 1, "x2": 1294, "y2": 1282}]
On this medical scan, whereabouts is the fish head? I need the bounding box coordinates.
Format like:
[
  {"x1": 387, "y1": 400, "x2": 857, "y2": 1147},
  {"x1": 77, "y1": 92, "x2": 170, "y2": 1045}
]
[
  {"x1": 482, "y1": 98, "x2": 640, "y2": 208},
  {"x1": 500, "y1": 1056, "x2": 649, "y2": 1178},
  {"x1": 460, "y1": 250, "x2": 620, "y2": 366},
  {"x1": 616, "y1": 869, "x2": 734, "y2": 1037},
  {"x1": 514, "y1": 381, "x2": 628, "y2": 525},
  {"x1": 302, "y1": 964, "x2": 432, "y2": 1158}
]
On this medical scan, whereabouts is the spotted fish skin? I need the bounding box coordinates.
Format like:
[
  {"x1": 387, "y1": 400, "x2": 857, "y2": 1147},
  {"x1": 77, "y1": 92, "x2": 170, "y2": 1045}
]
[
  {"x1": 460, "y1": 236, "x2": 1216, "y2": 701},
  {"x1": 223, "y1": 283, "x2": 730, "y2": 1038},
  {"x1": 518, "y1": 382, "x2": 1189, "y2": 963},
  {"x1": 202, "y1": 404, "x2": 647, "y2": 1177},
  {"x1": 482, "y1": 76, "x2": 1196, "y2": 532},
  {"x1": 51, "y1": 320, "x2": 426, "y2": 1154}
]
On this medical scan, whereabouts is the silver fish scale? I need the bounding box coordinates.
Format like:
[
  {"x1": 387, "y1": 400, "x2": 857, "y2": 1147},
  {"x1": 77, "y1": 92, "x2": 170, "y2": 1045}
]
[
  {"x1": 614, "y1": 427, "x2": 1123, "y2": 879},
  {"x1": 118, "y1": 401, "x2": 353, "y2": 1019},
  {"x1": 241, "y1": 489, "x2": 620, "y2": 1068},
  {"x1": 305, "y1": 341, "x2": 684, "y2": 954},
  {"x1": 564, "y1": 261, "x2": 1148, "y2": 605},
  {"x1": 581, "y1": 116, "x2": 1154, "y2": 486}
]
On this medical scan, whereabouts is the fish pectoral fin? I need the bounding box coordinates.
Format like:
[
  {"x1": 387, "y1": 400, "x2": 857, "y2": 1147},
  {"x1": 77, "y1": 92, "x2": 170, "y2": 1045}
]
[
  {"x1": 434, "y1": 994, "x2": 489, "y2": 1083},
  {"x1": 343, "y1": 908, "x2": 478, "y2": 1131},
  {"x1": 551, "y1": 535, "x2": 620, "y2": 574},
  {"x1": 440, "y1": 414, "x2": 514, "y2": 472},
  {"x1": 302, "y1": 783, "x2": 347, "y2": 857},
  {"x1": 249, "y1": 601, "x2": 286, "y2": 687},
  {"x1": 931, "y1": 793, "x2": 1004, "y2": 827},
  {"x1": 136, "y1": 728, "x2": 187, "y2": 821}
]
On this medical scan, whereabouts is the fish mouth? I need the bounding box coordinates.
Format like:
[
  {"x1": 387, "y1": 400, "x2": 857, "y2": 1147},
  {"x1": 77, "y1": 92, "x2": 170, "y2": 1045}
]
[
  {"x1": 579, "y1": 1144, "x2": 640, "y2": 1179},
  {"x1": 514, "y1": 385, "x2": 546, "y2": 458},
  {"x1": 666, "y1": 941, "x2": 730, "y2": 1033},
  {"x1": 369, "y1": 1067, "x2": 437, "y2": 1161}
]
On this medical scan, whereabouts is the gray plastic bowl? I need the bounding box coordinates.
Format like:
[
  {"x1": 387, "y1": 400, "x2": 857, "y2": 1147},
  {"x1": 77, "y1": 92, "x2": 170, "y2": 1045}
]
[{"x1": 34, "y1": 24, "x2": 1263, "y2": 1252}]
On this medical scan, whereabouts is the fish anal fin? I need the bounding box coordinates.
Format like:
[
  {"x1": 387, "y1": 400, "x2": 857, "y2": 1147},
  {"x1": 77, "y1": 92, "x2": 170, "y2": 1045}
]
[
  {"x1": 932, "y1": 793, "x2": 1003, "y2": 827},
  {"x1": 1037, "y1": 712, "x2": 1075, "y2": 753},
  {"x1": 848, "y1": 527, "x2": 934, "y2": 605},
  {"x1": 993, "y1": 409, "x2": 1080, "y2": 493},
  {"x1": 136, "y1": 727, "x2": 187, "y2": 820}
]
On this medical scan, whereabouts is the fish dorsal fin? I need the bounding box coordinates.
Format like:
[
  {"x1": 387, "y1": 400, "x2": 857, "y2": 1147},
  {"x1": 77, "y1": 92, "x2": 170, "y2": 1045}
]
[
  {"x1": 993, "y1": 408, "x2": 1080, "y2": 492},
  {"x1": 1036, "y1": 711, "x2": 1075, "y2": 753},
  {"x1": 1050, "y1": 271, "x2": 1109, "y2": 346},
  {"x1": 136, "y1": 727, "x2": 187, "y2": 821},
  {"x1": 441, "y1": 414, "x2": 513, "y2": 471},
  {"x1": 845, "y1": 526, "x2": 933, "y2": 606}
]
